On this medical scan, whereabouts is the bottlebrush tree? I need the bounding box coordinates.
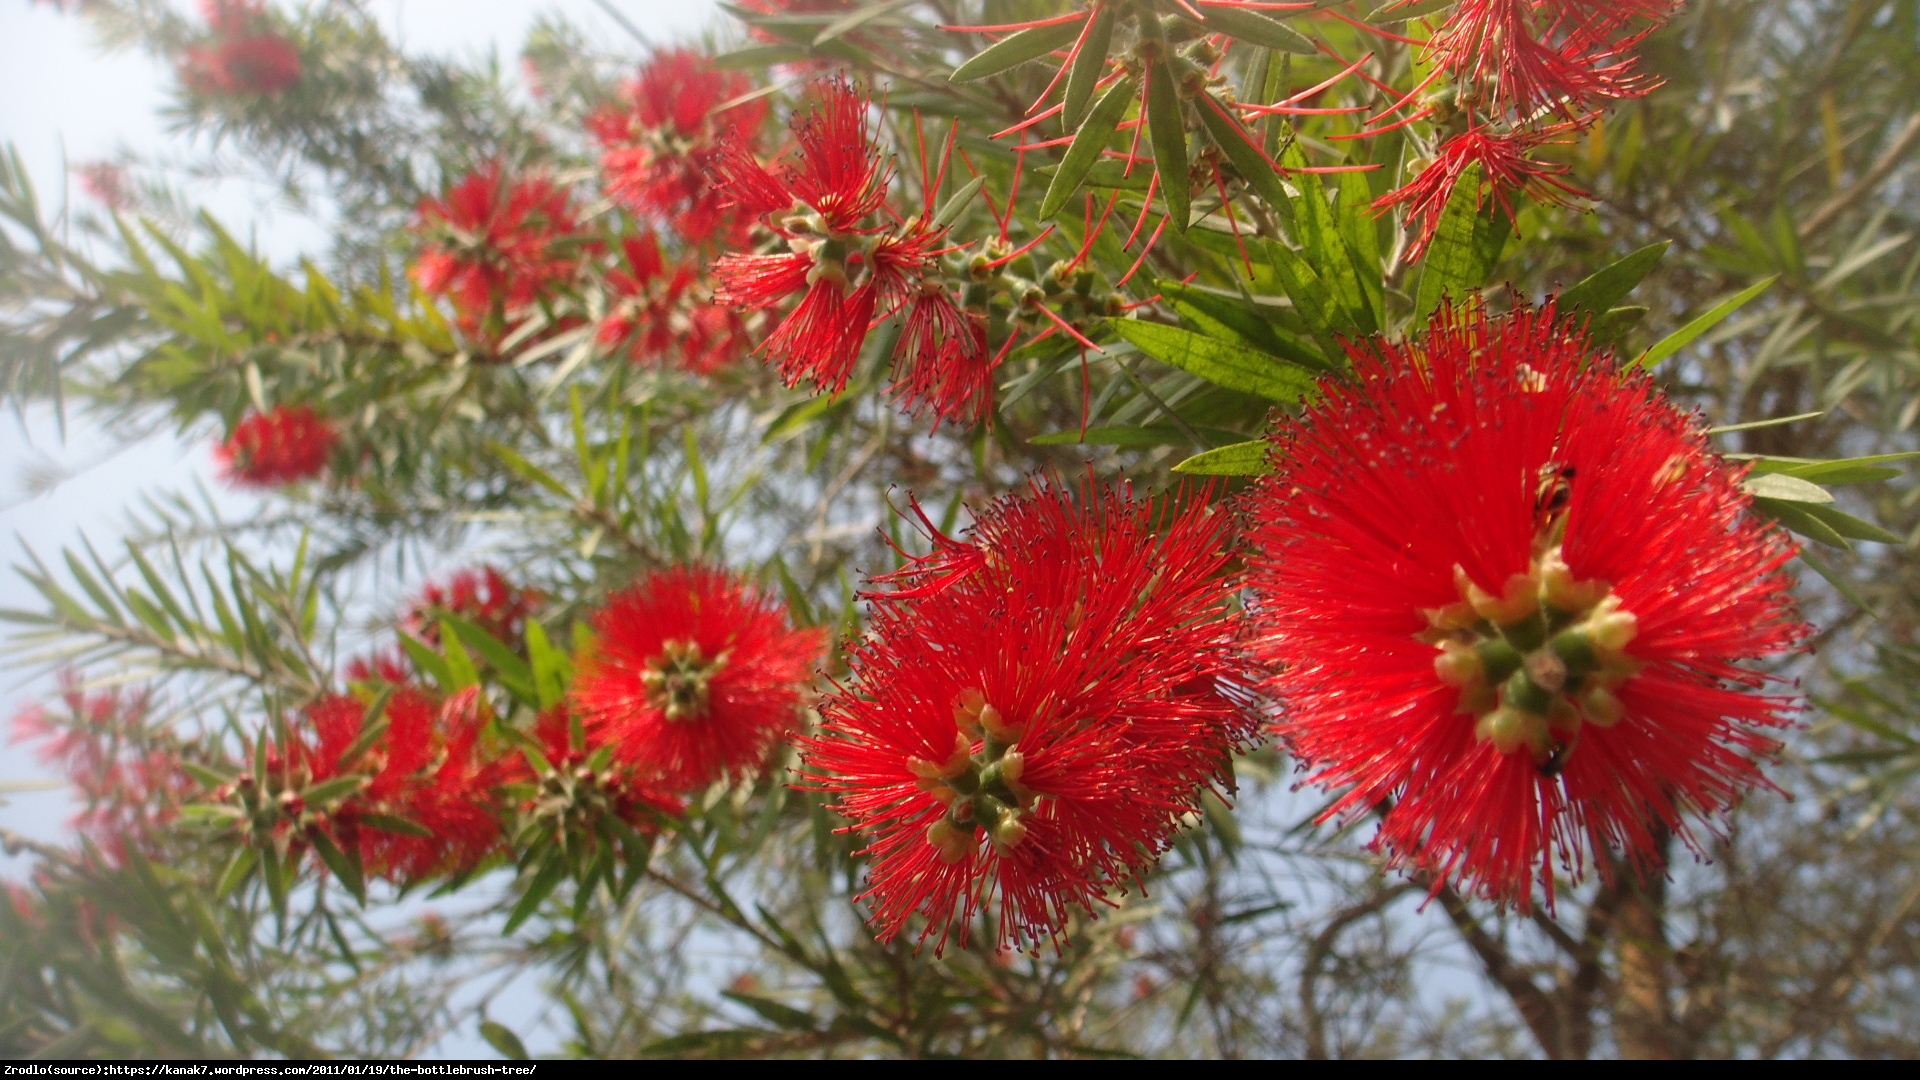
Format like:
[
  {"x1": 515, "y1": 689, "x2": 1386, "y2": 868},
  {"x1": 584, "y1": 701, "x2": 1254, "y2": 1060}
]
[{"x1": 6, "y1": 0, "x2": 1920, "y2": 1061}]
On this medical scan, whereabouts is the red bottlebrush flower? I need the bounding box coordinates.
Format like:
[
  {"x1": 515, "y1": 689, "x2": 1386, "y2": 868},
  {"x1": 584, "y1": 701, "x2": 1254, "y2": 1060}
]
[
  {"x1": 589, "y1": 49, "x2": 767, "y2": 244},
  {"x1": 411, "y1": 163, "x2": 586, "y2": 347},
  {"x1": 712, "y1": 79, "x2": 898, "y2": 393},
  {"x1": 599, "y1": 234, "x2": 746, "y2": 373},
  {"x1": 1244, "y1": 302, "x2": 1808, "y2": 905},
  {"x1": 288, "y1": 687, "x2": 506, "y2": 881},
  {"x1": 890, "y1": 285, "x2": 991, "y2": 427},
  {"x1": 1376, "y1": 125, "x2": 1586, "y2": 261},
  {"x1": 571, "y1": 565, "x2": 824, "y2": 793},
  {"x1": 404, "y1": 565, "x2": 543, "y2": 647},
  {"x1": 800, "y1": 474, "x2": 1256, "y2": 952},
  {"x1": 217, "y1": 404, "x2": 336, "y2": 487},
  {"x1": 1421, "y1": 0, "x2": 1675, "y2": 117},
  {"x1": 11, "y1": 678, "x2": 188, "y2": 865}
]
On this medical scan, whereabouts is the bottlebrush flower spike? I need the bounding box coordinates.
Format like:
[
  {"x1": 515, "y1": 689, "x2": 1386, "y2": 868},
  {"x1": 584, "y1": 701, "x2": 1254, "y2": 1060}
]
[
  {"x1": 571, "y1": 565, "x2": 824, "y2": 792},
  {"x1": 217, "y1": 404, "x2": 336, "y2": 487},
  {"x1": 1244, "y1": 302, "x2": 1807, "y2": 905},
  {"x1": 284, "y1": 688, "x2": 507, "y2": 882},
  {"x1": 712, "y1": 79, "x2": 898, "y2": 393},
  {"x1": 590, "y1": 49, "x2": 767, "y2": 244},
  {"x1": 599, "y1": 233, "x2": 746, "y2": 374},
  {"x1": 801, "y1": 474, "x2": 1257, "y2": 952},
  {"x1": 404, "y1": 565, "x2": 542, "y2": 648},
  {"x1": 1376, "y1": 125, "x2": 1585, "y2": 261},
  {"x1": 11, "y1": 678, "x2": 187, "y2": 866},
  {"x1": 411, "y1": 163, "x2": 585, "y2": 346},
  {"x1": 1418, "y1": 0, "x2": 1676, "y2": 117},
  {"x1": 182, "y1": 3, "x2": 301, "y2": 96}
]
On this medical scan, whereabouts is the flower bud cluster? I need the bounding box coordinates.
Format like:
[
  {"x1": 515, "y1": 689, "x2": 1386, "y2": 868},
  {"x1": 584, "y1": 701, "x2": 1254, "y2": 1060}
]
[{"x1": 1425, "y1": 548, "x2": 1641, "y2": 771}]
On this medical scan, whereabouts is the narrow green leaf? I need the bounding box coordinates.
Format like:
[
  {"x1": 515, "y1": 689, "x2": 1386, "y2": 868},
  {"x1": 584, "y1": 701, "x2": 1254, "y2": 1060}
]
[
  {"x1": 525, "y1": 620, "x2": 569, "y2": 711},
  {"x1": 1777, "y1": 452, "x2": 1919, "y2": 486},
  {"x1": 1030, "y1": 425, "x2": 1236, "y2": 448},
  {"x1": 721, "y1": 991, "x2": 819, "y2": 1032},
  {"x1": 951, "y1": 19, "x2": 1085, "y2": 82},
  {"x1": 1587, "y1": 305, "x2": 1648, "y2": 347},
  {"x1": 215, "y1": 846, "x2": 257, "y2": 899},
  {"x1": 1198, "y1": 5, "x2": 1316, "y2": 53},
  {"x1": 1800, "y1": 503, "x2": 1906, "y2": 545},
  {"x1": 444, "y1": 612, "x2": 538, "y2": 703},
  {"x1": 932, "y1": 174, "x2": 986, "y2": 228},
  {"x1": 1061, "y1": 5, "x2": 1115, "y2": 131},
  {"x1": 438, "y1": 618, "x2": 482, "y2": 690},
  {"x1": 1556, "y1": 241, "x2": 1670, "y2": 318},
  {"x1": 1277, "y1": 137, "x2": 1375, "y2": 332},
  {"x1": 1040, "y1": 76, "x2": 1136, "y2": 219},
  {"x1": 303, "y1": 775, "x2": 368, "y2": 809},
  {"x1": 1195, "y1": 92, "x2": 1289, "y2": 216},
  {"x1": 479, "y1": 1020, "x2": 530, "y2": 1060},
  {"x1": 489, "y1": 442, "x2": 574, "y2": 500},
  {"x1": 1743, "y1": 472, "x2": 1835, "y2": 504},
  {"x1": 1111, "y1": 320, "x2": 1318, "y2": 403},
  {"x1": 1173, "y1": 440, "x2": 1273, "y2": 476},
  {"x1": 1753, "y1": 496, "x2": 1849, "y2": 548},
  {"x1": 1146, "y1": 57, "x2": 1191, "y2": 232},
  {"x1": 1637, "y1": 276, "x2": 1776, "y2": 369},
  {"x1": 306, "y1": 828, "x2": 366, "y2": 905},
  {"x1": 1414, "y1": 164, "x2": 1510, "y2": 321},
  {"x1": 812, "y1": 0, "x2": 910, "y2": 45},
  {"x1": 398, "y1": 633, "x2": 454, "y2": 690},
  {"x1": 1707, "y1": 410, "x2": 1824, "y2": 436},
  {"x1": 504, "y1": 852, "x2": 568, "y2": 933}
]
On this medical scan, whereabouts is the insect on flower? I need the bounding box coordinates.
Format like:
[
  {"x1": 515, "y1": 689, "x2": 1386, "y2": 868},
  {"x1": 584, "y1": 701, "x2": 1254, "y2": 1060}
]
[{"x1": 1244, "y1": 301, "x2": 1808, "y2": 905}]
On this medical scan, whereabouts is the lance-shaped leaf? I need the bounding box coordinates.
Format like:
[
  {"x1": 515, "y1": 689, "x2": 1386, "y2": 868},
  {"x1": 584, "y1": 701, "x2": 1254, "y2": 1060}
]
[
  {"x1": 1062, "y1": 5, "x2": 1116, "y2": 131},
  {"x1": 1146, "y1": 56, "x2": 1191, "y2": 231},
  {"x1": 1174, "y1": 440, "x2": 1274, "y2": 476},
  {"x1": 1637, "y1": 276, "x2": 1776, "y2": 369},
  {"x1": 1041, "y1": 75, "x2": 1137, "y2": 219},
  {"x1": 1414, "y1": 164, "x2": 1511, "y2": 322},
  {"x1": 1196, "y1": 92, "x2": 1289, "y2": 215},
  {"x1": 1557, "y1": 241, "x2": 1670, "y2": 321},
  {"x1": 951, "y1": 19, "x2": 1086, "y2": 82},
  {"x1": 1197, "y1": 5, "x2": 1316, "y2": 53},
  {"x1": 1112, "y1": 320, "x2": 1318, "y2": 402}
]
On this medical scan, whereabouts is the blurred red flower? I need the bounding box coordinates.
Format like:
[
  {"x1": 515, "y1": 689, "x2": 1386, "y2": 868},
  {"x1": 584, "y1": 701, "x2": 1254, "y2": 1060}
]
[
  {"x1": 404, "y1": 565, "x2": 543, "y2": 648},
  {"x1": 217, "y1": 404, "x2": 336, "y2": 487},
  {"x1": 1424, "y1": 0, "x2": 1676, "y2": 118},
  {"x1": 598, "y1": 233, "x2": 746, "y2": 374},
  {"x1": 1244, "y1": 302, "x2": 1807, "y2": 904},
  {"x1": 286, "y1": 687, "x2": 507, "y2": 882},
  {"x1": 590, "y1": 49, "x2": 767, "y2": 245},
  {"x1": 411, "y1": 163, "x2": 586, "y2": 348}
]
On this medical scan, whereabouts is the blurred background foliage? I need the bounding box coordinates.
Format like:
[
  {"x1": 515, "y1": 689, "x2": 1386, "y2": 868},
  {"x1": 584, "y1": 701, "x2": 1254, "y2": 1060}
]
[{"x1": 1, "y1": 0, "x2": 1919, "y2": 1060}]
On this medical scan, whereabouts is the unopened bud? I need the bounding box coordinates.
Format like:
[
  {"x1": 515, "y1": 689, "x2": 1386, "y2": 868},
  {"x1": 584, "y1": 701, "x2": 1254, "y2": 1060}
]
[
  {"x1": 1476, "y1": 707, "x2": 1533, "y2": 756},
  {"x1": 926, "y1": 817, "x2": 974, "y2": 864},
  {"x1": 1578, "y1": 684, "x2": 1625, "y2": 727},
  {"x1": 1539, "y1": 547, "x2": 1610, "y2": 614},
  {"x1": 988, "y1": 812, "x2": 1028, "y2": 852},
  {"x1": 1586, "y1": 596, "x2": 1638, "y2": 652},
  {"x1": 1434, "y1": 641, "x2": 1483, "y2": 689},
  {"x1": 977, "y1": 703, "x2": 1025, "y2": 743}
]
